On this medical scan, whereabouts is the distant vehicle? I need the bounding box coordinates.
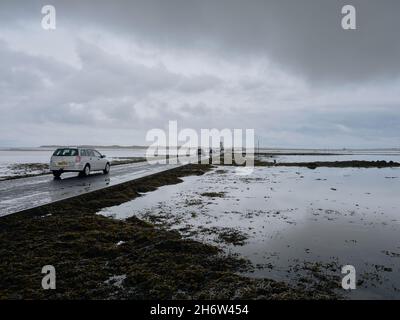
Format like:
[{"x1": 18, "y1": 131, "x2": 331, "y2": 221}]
[{"x1": 50, "y1": 147, "x2": 110, "y2": 178}]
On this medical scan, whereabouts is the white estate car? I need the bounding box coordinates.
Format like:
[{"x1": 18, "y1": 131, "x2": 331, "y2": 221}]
[{"x1": 50, "y1": 147, "x2": 110, "y2": 178}]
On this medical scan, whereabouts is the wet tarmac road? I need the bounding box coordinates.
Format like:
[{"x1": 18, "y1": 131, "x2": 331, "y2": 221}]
[{"x1": 0, "y1": 159, "x2": 197, "y2": 217}]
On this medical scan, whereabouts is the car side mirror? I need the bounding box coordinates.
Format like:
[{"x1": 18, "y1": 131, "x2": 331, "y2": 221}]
[{"x1": 101, "y1": 155, "x2": 106, "y2": 158}]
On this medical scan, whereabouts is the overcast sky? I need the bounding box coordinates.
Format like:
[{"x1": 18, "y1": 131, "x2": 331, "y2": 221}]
[{"x1": 1, "y1": 0, "x2": 399, "y2": 148}]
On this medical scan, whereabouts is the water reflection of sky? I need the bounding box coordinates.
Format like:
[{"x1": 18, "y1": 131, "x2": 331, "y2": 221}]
[{"x1": 100, "y1": 163, "x2": 400, "y2": 299}]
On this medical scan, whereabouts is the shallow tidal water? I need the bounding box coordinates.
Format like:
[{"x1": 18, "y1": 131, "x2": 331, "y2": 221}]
[{"x1": 99, "y1": 163, "x2": 400, "y2": 299}]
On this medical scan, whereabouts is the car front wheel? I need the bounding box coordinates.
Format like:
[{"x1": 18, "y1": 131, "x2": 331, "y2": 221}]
[{"x1": 103, "y1": 163, "x2": 110, "y2": 174}]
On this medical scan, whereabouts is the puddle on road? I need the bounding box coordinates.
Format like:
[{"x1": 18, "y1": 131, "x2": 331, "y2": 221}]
[{"x1": 99, "y1": 165, "x2": 400, "y2": 299}]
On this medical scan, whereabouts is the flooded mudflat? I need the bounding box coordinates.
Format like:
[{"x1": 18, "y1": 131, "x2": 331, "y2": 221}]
[{"x1": 99, "y1": 163, "x2": 400, "y2": 299}]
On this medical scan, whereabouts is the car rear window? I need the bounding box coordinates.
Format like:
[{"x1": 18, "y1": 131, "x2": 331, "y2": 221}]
[{"x1": 53, "y1": 148, "x2": 78, "y2": 156}]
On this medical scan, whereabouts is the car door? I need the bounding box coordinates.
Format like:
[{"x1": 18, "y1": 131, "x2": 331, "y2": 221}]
[
  {"x1": 85, "y1": 149, "x2": 95, "y2": 170},
  {"x1": 95, "y1": 150, "x2": 107, "y2": 169},
  {"x1": 80, "y1": 149, "x2": 89, "y2": 168},
  {"x1": 92, "y1": 150, "x2": 103, "y2": 170}
]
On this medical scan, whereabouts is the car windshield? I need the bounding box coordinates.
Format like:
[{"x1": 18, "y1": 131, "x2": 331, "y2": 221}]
[{"x1": 53, "y1": 148, "x2": 78, "y2": 156}]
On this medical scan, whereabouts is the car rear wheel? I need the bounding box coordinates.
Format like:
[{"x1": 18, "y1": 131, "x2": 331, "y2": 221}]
[
  {"x1": 103, "y1": 163, "x2": 110, "y2": 174},
  {"x1": 52, "y1": 170, "x2": 61, "y2": 178},
  {"x1": 80, "y1": 164, "x2": 90, "y2": 177}
]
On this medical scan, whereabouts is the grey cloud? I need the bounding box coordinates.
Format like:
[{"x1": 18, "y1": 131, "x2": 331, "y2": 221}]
[
  {"x1": 2, "y1": 0, "x2": 400, "y2": 84},
  {"x1": 3, "y1": 0, "x2": 398, "y2": 84},
  {"x1": 1, "y1": 38, "x2": 219, "y2": 118},
  {"x1": 0, "y1": 1, "x2": 399, "y2": 147},
  {"x1": 177, "y1": 74, "x2": 222, "y2": 93}
]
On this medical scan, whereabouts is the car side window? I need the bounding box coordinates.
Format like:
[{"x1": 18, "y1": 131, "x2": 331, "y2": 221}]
[
  {"x1": 93, "y1": 150, "x2": 101, "y2": 157},
  {"x1": 88, "y1": 150, "x2": 95, "y2": 157}
]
